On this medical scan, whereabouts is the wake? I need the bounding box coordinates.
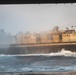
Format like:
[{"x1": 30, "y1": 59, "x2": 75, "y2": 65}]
[{"x1": 0, "y1": 48, "x2": 76, "y2": 57}]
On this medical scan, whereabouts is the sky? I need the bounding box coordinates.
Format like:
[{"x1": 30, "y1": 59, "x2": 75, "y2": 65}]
[{"x1": 0, "y1": 4, "x2": 76, "y2": 35}]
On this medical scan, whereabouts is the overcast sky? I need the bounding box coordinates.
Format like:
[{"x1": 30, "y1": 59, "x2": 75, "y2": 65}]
[{"x1": 0, "y1": 4, "x2": 76, "y2": 35}]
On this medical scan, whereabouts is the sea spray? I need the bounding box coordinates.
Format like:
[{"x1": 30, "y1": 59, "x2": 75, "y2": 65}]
[{"x1": 0, "y1": 48, "x2": 76, "y2": 57}]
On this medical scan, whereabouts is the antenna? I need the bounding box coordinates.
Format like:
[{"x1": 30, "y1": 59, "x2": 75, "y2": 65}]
[{"x1": 71, "y1": 26, "x2": 76, "y2": 31}]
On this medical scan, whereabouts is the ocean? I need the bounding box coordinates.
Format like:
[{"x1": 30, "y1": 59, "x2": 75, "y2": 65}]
[{"x1": 0, "y1": 49, "x2": 76, "y2": 72}]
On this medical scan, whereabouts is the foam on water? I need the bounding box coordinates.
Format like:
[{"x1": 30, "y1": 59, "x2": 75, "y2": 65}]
[
  {"x1": 49, "y1": 48, "x2": 76, "y2": 57},
  {"x1": 0, "y1": 48, "x2": 76, "y2": 57},
  {"x1": 0, "y1": 49, "x2": 76, "y2": 72}
]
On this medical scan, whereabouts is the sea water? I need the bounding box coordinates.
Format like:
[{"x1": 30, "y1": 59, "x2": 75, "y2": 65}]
[{"x1": 0, "y1": 49, "x2": 76, "y2": 72}]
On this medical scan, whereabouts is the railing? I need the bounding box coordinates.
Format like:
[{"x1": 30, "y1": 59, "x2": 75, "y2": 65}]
[
  {"x1": 0, "y1": 42, "x2": 76, "y2": 48},
  {"x1": 9, "y1": 42, "x2": 76, "y2": 48}
]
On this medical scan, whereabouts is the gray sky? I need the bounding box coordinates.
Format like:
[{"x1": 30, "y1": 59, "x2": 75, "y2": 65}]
[{"x1": 0, "y1": 4, "x2": 76, "y2": 35}]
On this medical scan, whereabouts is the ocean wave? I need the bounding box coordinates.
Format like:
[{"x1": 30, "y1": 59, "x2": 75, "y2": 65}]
[
  {"x1": 0, "y1": 48, "x2": 76, "y2": 57},
  {"x1": 49, "y1": 48, "x2": 76, "y2": 57}
]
